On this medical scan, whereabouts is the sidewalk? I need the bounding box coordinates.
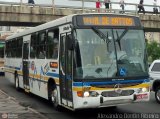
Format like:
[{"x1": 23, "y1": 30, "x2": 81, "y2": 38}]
[{"x1": 0, "y1": 90, "x2": 48, "y2": 119}]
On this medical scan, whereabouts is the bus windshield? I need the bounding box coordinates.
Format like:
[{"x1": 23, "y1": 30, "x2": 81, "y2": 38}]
[{"x1": 73, "y1": 28, "x2": 148, "y2": 79}]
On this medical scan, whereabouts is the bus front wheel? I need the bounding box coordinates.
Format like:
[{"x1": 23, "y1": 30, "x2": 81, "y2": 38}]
[
  {"x1": 48, "y1": 84, "x2": 60, "y2": 110},
  {"x1": 15, "y1": 74, "x2": 20, "y2": 91},
  {"x1": 51, "y1": 87, "x2": 59, "y2": 108},
  {"x1": 155, "y1": 86, "x2": 160, "y2": 104}
]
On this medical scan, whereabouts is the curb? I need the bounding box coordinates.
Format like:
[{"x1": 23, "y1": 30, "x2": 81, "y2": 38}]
[{"x1": 0, "y1": 89, "x2": 48, "y2": 119}]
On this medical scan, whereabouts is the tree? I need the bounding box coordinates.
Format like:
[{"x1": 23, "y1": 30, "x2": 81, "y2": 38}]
[{"x1": 147, "y1": 41, "x2": 160, "y2": 62}]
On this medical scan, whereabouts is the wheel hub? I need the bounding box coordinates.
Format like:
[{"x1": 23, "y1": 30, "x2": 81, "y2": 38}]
[
  {"x1": 157, "y1": 90, "x2": 160, "y2": 101},
  {"x1": 51, "y1": 89, "x2": 57, "y2": 104}
]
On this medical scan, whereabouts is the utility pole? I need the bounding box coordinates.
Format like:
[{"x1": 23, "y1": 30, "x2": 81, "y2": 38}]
[
  {"x1": 20, "y1": 0, "x2": 23, "y2": 11},
  {"x1": 82, "y1": 0, "x2": 84, "y2": 13},
  {"x1": 52, "y1": 0, "x2": 55, "y2": 7},
  {"x1": 20, "y1": 0, "x2": 22, "y2": 4},
  {"x1": 52, "y1": 0, "x2": 55, "y2": 14}
]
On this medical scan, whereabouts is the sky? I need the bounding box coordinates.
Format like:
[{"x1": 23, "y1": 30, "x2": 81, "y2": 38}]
[{"x1": 0, "y1": 0, "x2": 159, "y2": 11}]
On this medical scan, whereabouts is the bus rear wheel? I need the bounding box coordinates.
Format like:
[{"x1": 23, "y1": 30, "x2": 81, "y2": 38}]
[{"x1": 15, "y1": 74, "x2": 20, "y2": 91}]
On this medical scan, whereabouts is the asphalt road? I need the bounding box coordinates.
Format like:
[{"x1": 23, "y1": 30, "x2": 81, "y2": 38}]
[{"x1": 0, "y1": 76, "x2": 160, "y2": 119}]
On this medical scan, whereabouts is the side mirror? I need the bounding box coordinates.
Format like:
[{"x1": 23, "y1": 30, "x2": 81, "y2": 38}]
[{"x1": 66, "y1": 35, "x2": 75, "y2": 50}]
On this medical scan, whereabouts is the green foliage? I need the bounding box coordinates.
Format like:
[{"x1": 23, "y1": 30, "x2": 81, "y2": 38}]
[{"x1": 147, "y1": 41, "x2": 160, "y2": 62}]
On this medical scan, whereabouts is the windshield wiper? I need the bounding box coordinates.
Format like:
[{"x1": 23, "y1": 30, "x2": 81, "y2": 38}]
[
  {"x1": 91, "y1": 27, "x2": 110, "y2": 44},
  {"x1": 116, "y1": 28, "x2": 128, "y2": 50}
]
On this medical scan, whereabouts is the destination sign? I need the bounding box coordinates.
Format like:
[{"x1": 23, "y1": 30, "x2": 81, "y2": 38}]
[{"x1": 76, "y1": 15, "x2": 140, "y2": 27}]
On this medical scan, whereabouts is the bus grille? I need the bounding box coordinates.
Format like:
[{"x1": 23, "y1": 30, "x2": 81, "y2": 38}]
[{"x1": 101, "y1": 90, "x2": 134, "y2": 97}]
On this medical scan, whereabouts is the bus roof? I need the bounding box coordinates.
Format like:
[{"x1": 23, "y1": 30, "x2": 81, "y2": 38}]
[
  {"x1": 6, "y1": 13, "x2": 139, "y2": 41},
  {"x1": 6, "y1": 14, "x2": 75, "y2": 41}
]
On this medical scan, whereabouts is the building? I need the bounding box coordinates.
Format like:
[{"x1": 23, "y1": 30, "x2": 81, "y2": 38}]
[
  {"x1": 145, "y1": 32, "x2": 160, "y2": 43},
  {"x1": 0, "y1": 26, "x2": 31, "y2": 40}
]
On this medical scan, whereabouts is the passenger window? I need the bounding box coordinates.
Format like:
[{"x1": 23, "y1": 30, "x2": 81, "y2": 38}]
[
  {"x1": 30, "y1": 34, "x2": 37, "y2": 58},
  {"x1": 11, "y1": 40, "x2": 16, "y2": 58},
  {"x1": 16, "y1": 38, "x2": 22, "y2": 58},
  {"x1": 37, "y1": 32, "x2": 46, "y2": 59},
  {"x1": 46, "y1": 29, "x2": 59, "y2": 59}
]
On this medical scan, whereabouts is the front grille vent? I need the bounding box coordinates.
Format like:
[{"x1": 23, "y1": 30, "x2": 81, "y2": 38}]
[{"x1": 101, "y1": 90, "x2": 134, "y2": 97}]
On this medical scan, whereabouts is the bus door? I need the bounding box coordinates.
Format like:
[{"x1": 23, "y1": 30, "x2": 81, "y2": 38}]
[
  {"x1": 59, "y1": 32, "x2": 73, "y2": 108},
  {"x1": 22, "y1": 41, "x2": 30, "y2": 91}
]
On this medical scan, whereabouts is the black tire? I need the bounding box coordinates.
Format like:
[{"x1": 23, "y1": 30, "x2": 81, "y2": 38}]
[
  {"x1": 15, "y1": 73, "x2": 20, "y2": 91},
  {"x1": 108, "y1": 106, "x2": 117, "y2": 109},
  {"x1": 51, "y1": 87, "x2": 59, "y2": 107},
  {"x1": 155, "y1": 86, "x2": 160, "y2": 104}
]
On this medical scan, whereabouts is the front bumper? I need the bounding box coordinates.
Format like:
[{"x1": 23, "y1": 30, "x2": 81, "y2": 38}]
[{"x1": 73, "y1": 91, "x2": 150, "y2": 109}]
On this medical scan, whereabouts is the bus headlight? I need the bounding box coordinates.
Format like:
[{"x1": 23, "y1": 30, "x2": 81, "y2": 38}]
[
  {"x1": 84, "y1": 91, "x2": 90, "y2": 97},
  {"x1": 84, "y1": 91, "x2": 99, "y2": 97},
  {"x1": 77, "y1": 91, "x2": 99, "y2": 97},
  {"x1": 142, "y1": 88, "x2": 147, "y2": 92},
  {"x1": 136, "y1": 87, "x2": 149, "y2": 93}
]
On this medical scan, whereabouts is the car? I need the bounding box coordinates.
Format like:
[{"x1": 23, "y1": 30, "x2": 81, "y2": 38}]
[{"x1": 149, "y1": 60, "x2": 160, "y2": 103}]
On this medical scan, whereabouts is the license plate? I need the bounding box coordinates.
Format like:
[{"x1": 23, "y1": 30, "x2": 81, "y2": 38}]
[{"x1": 136, "y1": 94, "x2": 148, "y2": 100}]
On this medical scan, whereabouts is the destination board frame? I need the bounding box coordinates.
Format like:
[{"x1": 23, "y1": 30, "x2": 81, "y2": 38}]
[{"x1": 73, "y1": 14, "x2": 142, "y2": 27}]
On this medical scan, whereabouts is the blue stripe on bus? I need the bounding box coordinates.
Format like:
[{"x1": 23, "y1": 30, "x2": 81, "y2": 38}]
[
  {"x1": 5, "y1": 65, "x2": 21, "y2": 70},
  {"x1": 73, "y1": 79, "x2": 149, "y2": 87},
  {"x1": 46, "y1": 72, "x2": 59, "y2": 78},
  {"x1": 15, "y1": 67, "x2": 21, "y2": 70},
  {"x1": 46, "y1": 72, "x2": 71, "y2": 80},
  {"x1": 4, "y1": 65, "x2": 149, "y2": 86}
]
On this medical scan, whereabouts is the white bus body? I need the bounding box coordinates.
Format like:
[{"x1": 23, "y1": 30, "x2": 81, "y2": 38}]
[{"x1": 4, "y1": 13, "x2": 150, "y2": 110}]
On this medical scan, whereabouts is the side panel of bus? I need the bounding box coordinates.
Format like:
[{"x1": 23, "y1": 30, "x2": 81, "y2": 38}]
[
  {"x1": 5, "y1": 23, "x2": 75, "y2": 107},
  {"x1": 5, "y1": 39, "x2": 23, "y2": 88},
  {"x1": 22, "y1": 35, "x2": 48, "y2": 99}
]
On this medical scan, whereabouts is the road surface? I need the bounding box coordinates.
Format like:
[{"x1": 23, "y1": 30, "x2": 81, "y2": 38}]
[{"x1": 0, "y1": 76, "x2": 160, "y2": 119}]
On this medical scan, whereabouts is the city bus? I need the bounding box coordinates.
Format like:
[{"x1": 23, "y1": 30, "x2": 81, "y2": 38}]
[
  {"x1": 4, "y1": 13, "x2": 150, "y2": 110},
  {"x1": 0, "y1": 40, "x2": 5, "y2": 75}
]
